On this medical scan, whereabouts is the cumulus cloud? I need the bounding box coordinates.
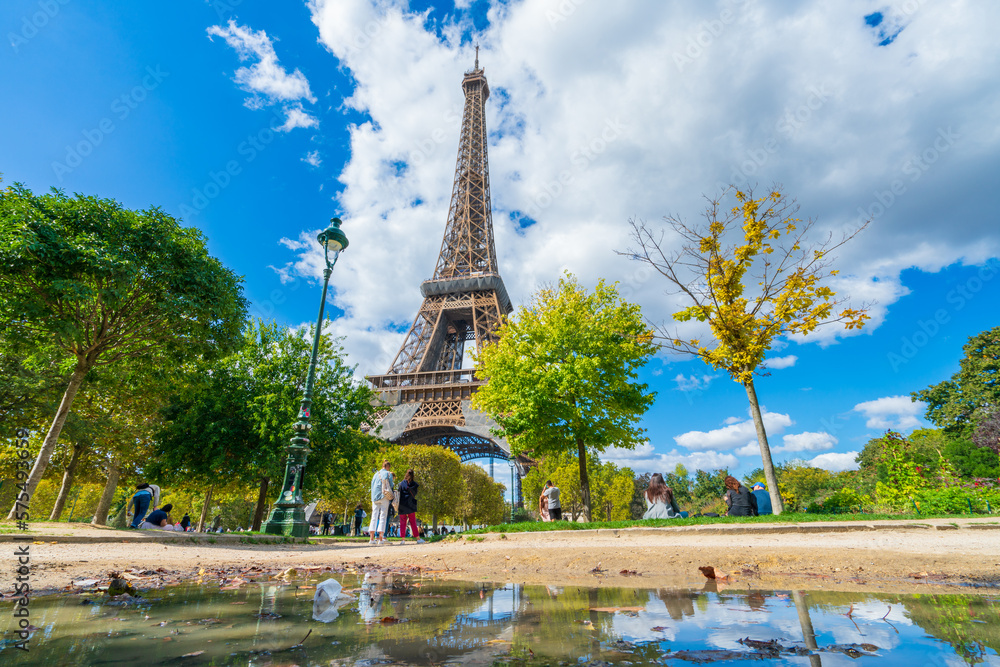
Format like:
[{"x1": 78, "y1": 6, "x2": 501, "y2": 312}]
[
  {"x1": 762, "y1": 355, "x2": 798, "y2": 369},
  {"x1": 775, "y1": 431, "x2": 838, "y2": 453},
  {"x1": 674, "y1": 411, "x2": 793, "y2": 451},
  {"x1": 208, "y1": 20, "x2": 318, "y2": 131},
  {"x1": 734, "y1": 443, "x2": 760, "y2": 457},
  {"x1": 604, "y1": 442, "x2": 738, "y2": 474},
  {"x1": 809, "y1": 451, "x2": 860, "y2": 472},
  {"x1": 853, "y1": 395, "x2": 926, "y2": 431},
  {"x1": 280, "y1": 0, "x2": 1000, "y2": 378}
]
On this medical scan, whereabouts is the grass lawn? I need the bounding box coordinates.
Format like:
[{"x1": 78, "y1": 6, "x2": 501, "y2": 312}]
[{"x1": 460, "y1": 511, "x2": 994, "y2": 535}]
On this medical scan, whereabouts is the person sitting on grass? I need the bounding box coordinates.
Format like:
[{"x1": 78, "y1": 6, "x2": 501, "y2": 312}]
[
  {"x1": 751, "y1": 482, "x2": 773, "y2": 515},
  {"x1": 643, "y1": 473, "x2": 684, "y2": 519},
  {"x1": 723, "y1": 476, "x2": 757, "y2": 517},
  {"x1": 141, "y1": 503, "x2": 178, "y2": 530}
]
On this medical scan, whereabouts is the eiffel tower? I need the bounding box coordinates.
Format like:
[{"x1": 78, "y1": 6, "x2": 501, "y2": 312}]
[{"x1": 366, "y1": 51, "x2": 528, "y2": 505}]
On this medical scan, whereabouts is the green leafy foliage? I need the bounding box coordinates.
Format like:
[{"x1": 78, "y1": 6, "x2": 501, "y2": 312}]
[
  {"x1": 473, "y1": 274, "x2": 657, "y2": 521},
  {"x1": 148, "y1": 320, "x2": 379, "y2": 507},
  {"x1": 915, "y1": 326, "x2": 1000, "y2": 436},
  {"x1": 0, "y1": 184, "x2": 248, "y2": 511}
]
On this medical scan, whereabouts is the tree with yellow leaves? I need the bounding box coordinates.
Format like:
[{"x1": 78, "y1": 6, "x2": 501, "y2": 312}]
[{"x1": 624, "y1": 186, "x2": 869, "y2": 514}]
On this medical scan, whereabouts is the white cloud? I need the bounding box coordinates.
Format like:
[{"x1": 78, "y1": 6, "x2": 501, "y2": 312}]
[
  {"x1": 674, "y1": 411, "x2": 793, "y2": 451},
  {"x1": 604, "y1": 442, "x2": 738, "y2": 474},
  {"x1": 673, "y1": 373, "x2": 718, "y2": 392},
  {"x1": 774, "y1": 431, "x2": 838, "y2": 453},
  {"x1": 762, "y1": 355, "x2": 798, "y2": 369},
  {"x1": 808, "y1": 451, "x2": 860, "y2": 472},
  {"x1": 285, "y1": 1, "x2": 1000, "y2": 377},
  {"x1": 208, "y1": 20, "x2": 318, "y2": 131},
  {"x1": 734, "y1": 443, "x2": 760, "y2": 457},
  {"x1": 278, "y1": 105, "x2": 319, "y2": 132},
  {"x1": 853, "y1": 395, "x2": 925, "y2": 431},
  {"x1": 302, "y1": 150, "x2": 322, "y2": 167}
]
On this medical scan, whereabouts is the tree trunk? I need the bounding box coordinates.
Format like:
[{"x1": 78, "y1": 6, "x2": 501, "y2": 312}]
[
  {"x1": 7, "y1": 358, "x2": 91, "y2": 520},
  {"x1": 49, "y1": 443, "x2": 86, "y2": 521},
  {"x1": 432, "y1": 513, "x2": 438, "y2": 532},
  {"x1": 576, "y1": 436, "x2": 593, "y2": 522},
  {"x1": 91, "y1": 460, "x2": 119, "y2": 526},
  {"x1": 744, "y1": 377, "x2": 785, "y2": 514},
  {"x1": 196, "y1": 487, "x2": 213, "y2": 533},
  {"x1": 251, "y1": 476, "x2": 269, "y2": 531}
]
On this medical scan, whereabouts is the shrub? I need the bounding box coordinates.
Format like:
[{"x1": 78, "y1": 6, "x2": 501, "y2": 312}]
[{"x1": 807, "y1": 487, "x2": 872, "y2": 514}]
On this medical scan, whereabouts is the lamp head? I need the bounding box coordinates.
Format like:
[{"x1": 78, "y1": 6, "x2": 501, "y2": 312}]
[{"x1": 318, "y1": 217, "x2": 349, "y2": 253}]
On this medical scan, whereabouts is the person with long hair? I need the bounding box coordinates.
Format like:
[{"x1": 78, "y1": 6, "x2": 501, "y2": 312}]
[
  {"x1": 723, "y1": 475, "x2": 755, "y2": 516},
  {"x1": 397, "y1": 468, "x2": 425, "y2": 544},
  {"x1": 538, "y1": 490, "x2": 550, "y2": 522},
  {"x1": 643, "y1": 473, "x2": 683, "y2": 519}
]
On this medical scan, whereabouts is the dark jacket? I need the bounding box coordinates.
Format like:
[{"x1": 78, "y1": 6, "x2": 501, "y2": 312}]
[
  {"x1": 725, "y1": 486, "x2": 755, "y2": 517},
  {"x1": 398, "y1": 479, "x2": 419, "y2": 515}
]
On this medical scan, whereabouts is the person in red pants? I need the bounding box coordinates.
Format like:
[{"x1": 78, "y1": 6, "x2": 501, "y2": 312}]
[{"x1": 397, "y1": 468, "x2": 424, "y2": 544}]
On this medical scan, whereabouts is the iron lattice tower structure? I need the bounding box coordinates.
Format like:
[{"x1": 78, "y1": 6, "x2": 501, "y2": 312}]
[{"x1": 366, "y1": 53, "x2": 530, "y2": 504}]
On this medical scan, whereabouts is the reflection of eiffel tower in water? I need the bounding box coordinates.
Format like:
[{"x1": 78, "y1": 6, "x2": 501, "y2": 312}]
[{"x1": 366, "y1": 51, "x2": 530, "y2": 505}]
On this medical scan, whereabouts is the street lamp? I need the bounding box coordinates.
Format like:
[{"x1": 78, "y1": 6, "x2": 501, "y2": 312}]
[{"x1": 263, "y1": 217, "x2": 349, "y2": 537}]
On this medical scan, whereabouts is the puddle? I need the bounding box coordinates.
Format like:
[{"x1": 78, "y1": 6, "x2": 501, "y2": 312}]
[{"x1": 2, "y1": 574, "x2": 999, "y2": 665}]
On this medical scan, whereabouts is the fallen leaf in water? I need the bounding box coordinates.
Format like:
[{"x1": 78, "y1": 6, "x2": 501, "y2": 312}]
[
  {"x1": 380, "y1": 616, "x2": 401, "y2": 624},
  {"x1": 651, "y1": 626, "x2": 669, "y2": 632},
  {"x1": 181, "y1": 651, "x2": 204, "y2": 657}
]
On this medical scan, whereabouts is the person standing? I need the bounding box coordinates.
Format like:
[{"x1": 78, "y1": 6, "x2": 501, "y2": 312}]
[
  {"x1": 723, "y1": 476, "x2": 756, "y2": 517},
  {"x1": 751, "y1": 482, "x2": 773, "y2": 515},
  {"x1": 542, "y1": 480, "x2": 562, "y2": 521},
  {"x1": 538, "y1": 492, "x2": 550, "y2": 522},
  {"x1": 129, "y1": 483, "x2": 153, "y2": 529},
  {"x1": 321, "y1": 511, "x2": 333, "y2": 536},
  {"x1": 397, "y1": 469, "x2": 424, "y2": 544},
  {"x1": 353, "y1": 503, "x2": 366, "y2": 536},
  {"x1": 369, "y1": 460, "x2": 395, "y2": 545}
]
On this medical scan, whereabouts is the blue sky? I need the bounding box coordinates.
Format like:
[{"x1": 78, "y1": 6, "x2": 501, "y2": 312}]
[{"x1": 3, "y1": 1, "x2": 999, "y2": 488}]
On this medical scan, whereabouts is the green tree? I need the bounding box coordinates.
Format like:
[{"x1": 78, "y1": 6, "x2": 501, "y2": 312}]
[
  {"x1": 625, "y1": 186, "x2": 870, "y2": 514},
  {"x1": 589, "y1": 460, "x2": 634, "y2": 521},
  {"x1": 0, "y1": 185, "x2": 247, "y2": 518},
  {"x1": 663, "y1": 463, "x2": 693, "y2": 506},
  {"x1": 915, "y1": 326, "x2": 1000, "y2": 441},
  {"x1": 384, "y1": 445, "x2": 465, "y2": 530},
  {"x1": 942, "y1": 438, "x2": 1000, "y2": 480},
  {"x1": 456, "y1": 463, "x2": 506, "y2": 527},
  {"x1": 473, "y1": 274, "x2": 657, "y2": 521},
  {"x1": 149, "y1": 320, "x2": 378, "y2": 529},
  {"x1": 691, "y1": 468, "x2": 729, "y2": 511}
]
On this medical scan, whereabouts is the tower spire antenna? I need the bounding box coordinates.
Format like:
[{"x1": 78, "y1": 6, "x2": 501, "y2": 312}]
[{"x1": 474, "y1": 43, "x2": 479, "y2": 70}]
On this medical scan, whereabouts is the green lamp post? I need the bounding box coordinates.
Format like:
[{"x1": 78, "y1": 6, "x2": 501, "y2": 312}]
[{"x1": 263, "y1": 217, "x2": 349, "y2": 537}]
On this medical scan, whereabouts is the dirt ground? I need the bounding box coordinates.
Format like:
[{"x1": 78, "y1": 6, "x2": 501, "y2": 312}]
[{"x1": 4, "y1": 518, "x2": 1000, "y2": 597}]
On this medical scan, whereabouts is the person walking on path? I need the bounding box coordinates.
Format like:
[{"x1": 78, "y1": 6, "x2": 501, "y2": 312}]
[
  {"x1": 397, "y1": 468, "x2": 425, "y2": 544},
  {"x1": 723, "y1": 476, "x2": 757, "y2": 517},
  {"x1": 751, "y1": 482, "x2": 773, "y2": 515},
  {"x1": 642, "y1": 473, "x2": 683, "y2": 519},
  {"x1": 128, "y1": 483, "x2": 153, "y2": 529},
  {"x1": 542, "y1": 480, "x2": 562, "y2": 521},
  {"x1": 369, "y1": 460, "x2": 395, "y2": 545},
  {"x1": 353, "y1": 503, "x2": 366, "y2": 536}
]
